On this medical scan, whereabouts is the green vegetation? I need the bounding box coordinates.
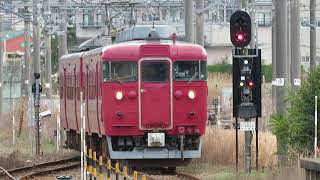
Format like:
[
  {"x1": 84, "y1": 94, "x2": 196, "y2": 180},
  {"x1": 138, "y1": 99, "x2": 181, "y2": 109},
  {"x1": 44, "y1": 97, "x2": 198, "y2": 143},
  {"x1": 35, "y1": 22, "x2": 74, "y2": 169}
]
[
  {"x1": 270, "y1": 67, "x2": 320, "y2": 155},
  {"x1": 207, "y1": 64, "x2": 272, "y2": 82}
]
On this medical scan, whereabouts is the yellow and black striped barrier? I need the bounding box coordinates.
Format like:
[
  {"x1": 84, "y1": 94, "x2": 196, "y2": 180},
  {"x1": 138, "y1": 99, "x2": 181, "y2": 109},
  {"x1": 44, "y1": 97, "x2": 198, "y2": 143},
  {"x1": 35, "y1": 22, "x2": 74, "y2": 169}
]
[
  {"x1": 122, "y1": 166, "x2": 127, "y2": 180},
  {"x1": 88, "y1": 149, "x2": 92, "y2": 179},
  {"x1": 107, "y1": 159, "x2": 111, "y2": 180},
  {"x1": 133, "y1": 171, "x2": 138, "y2": 180},
  {"x1": 84, "y1": 149, "x2": 153, "y2": 180},
  {"x1": 99, "y1": 156, "x2": 103, "y2": 180},
  {"x1": 115, "y1": 162, "x2": 120, "y2": 180},
  {"x1": 93, "y1": 151, "x2": 97, "y2": 180}
]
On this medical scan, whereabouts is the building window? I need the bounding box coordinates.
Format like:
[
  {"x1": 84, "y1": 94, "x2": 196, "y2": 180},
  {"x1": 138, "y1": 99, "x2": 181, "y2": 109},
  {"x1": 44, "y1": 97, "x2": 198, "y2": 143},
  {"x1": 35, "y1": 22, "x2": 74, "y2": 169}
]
[
  {"x1": 83, "y1": 14, "x2": 94, "y2": 26},
  {"x1": 96, "y1": 14, "x2": 103, "y2": 25},
  {"x1": 256, "y1": 12, "x2": 271, "y2": 27}
]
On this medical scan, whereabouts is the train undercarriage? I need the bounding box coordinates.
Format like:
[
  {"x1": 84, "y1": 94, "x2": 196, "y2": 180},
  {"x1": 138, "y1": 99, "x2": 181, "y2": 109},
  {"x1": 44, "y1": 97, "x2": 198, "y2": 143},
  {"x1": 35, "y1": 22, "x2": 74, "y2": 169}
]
[{"x1": 65, "y1": 130, "x2": 201, "y2": 168}]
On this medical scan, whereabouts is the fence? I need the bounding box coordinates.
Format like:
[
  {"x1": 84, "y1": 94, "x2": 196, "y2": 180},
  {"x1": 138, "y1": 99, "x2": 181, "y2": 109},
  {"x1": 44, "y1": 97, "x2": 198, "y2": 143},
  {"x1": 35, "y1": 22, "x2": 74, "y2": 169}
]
[{"x1": 85, "y1": 148, "x2": 151, "y2": 180}]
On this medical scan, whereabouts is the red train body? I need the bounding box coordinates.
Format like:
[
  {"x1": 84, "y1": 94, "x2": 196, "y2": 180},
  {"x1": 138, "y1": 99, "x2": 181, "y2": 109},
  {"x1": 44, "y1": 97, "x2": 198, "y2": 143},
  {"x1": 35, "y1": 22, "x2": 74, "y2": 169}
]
[{"x1": 59, "y1": 39, "x2": 207, "y2": 167}]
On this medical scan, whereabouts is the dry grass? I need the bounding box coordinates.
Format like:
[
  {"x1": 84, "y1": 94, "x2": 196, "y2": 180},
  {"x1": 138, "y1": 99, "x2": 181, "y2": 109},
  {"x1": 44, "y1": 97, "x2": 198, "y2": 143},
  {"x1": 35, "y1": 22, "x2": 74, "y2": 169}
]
[
  {"x1": 196, "y1": 127, "x2": 278, "y2": 169},
  {"x1": 207, "y1": 73, "x2": 273, "y2": 130}
]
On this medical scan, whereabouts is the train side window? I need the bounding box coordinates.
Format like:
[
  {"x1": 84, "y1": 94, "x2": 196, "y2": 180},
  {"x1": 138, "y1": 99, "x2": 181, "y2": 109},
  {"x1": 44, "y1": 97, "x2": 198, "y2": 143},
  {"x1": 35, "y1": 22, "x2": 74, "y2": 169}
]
[
  {"x1": 200, "y1": 61, "x2": 207, "y2": 80},
  {"x1": 103, "y1": 62, "x2": 110, "y2": 82}
]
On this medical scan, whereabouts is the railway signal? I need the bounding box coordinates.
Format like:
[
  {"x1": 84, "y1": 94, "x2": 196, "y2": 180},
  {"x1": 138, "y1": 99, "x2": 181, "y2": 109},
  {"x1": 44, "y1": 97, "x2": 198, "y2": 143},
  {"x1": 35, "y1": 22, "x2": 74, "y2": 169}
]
[
  {"x1": 233, "y1": 50, "x2": 261, "y2": 118},
  {"x1": 230, "y1": 10, "x2": 252, "y2": 47}
]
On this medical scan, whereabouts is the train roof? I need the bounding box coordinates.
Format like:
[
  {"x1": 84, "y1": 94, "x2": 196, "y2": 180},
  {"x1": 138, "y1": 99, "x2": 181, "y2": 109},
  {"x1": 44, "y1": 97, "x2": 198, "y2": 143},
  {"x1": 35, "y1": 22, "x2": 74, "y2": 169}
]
[
  {"x1": 60, "y1": 40, "x2": 207, "y2": 63},
  {"x1": 102, "y1": 40, "x2": 207, "y2": 61}
]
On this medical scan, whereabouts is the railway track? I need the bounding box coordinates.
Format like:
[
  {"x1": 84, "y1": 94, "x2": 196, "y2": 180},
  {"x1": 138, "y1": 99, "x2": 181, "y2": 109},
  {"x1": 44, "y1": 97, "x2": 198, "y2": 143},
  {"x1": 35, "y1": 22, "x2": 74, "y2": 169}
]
[
  {"x1": 138, "y1": 167, "x2": 201, "y2": 180},
  {"x1": 0, "y1": 156, "x2": 80, "y2": 180},
  {"x1": 176, "y1": 171, "x2": 201, "y2": 180}
]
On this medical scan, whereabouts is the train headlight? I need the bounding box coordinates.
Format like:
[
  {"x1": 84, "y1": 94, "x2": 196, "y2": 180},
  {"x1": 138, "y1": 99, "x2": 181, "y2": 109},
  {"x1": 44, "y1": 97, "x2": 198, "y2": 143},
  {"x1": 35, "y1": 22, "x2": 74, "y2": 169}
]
[
  {"x1": 188, "y1": 90, "x2": 195, "y2": 100},
  {"x1": 115, "y1": 91, "x2": 123, "y2": 100}
]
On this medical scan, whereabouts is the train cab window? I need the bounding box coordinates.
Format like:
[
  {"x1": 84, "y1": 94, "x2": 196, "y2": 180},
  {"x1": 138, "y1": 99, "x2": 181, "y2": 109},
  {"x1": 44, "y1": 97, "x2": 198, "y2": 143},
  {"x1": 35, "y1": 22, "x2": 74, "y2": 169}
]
[
  {"x1": 103, "y1": 61, "x2": 137, "y2": 82},
  {"x1": 174, "y1": 61, "x2": 207, "y2": 81},
  {"x1": 142, "y1": 61, "x2": 169, "y2": 82}
]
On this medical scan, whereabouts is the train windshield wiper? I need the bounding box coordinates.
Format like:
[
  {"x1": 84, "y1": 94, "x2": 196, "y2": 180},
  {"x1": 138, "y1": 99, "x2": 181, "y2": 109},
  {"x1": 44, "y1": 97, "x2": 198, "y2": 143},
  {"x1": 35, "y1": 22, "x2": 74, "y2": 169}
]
[
  {"x1": 113, "y1": 73, "x2": 123, "y2": 84},
  {"x1": 188, "y1": 72, "x2": 198, "y2": 84}
]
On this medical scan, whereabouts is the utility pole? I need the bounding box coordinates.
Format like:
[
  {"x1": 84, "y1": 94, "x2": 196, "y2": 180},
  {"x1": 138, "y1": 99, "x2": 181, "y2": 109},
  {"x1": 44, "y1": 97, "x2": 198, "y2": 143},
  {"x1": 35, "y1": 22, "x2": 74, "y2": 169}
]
[
  {"x1": 0, "y1": 14, "x2": 3, "y2": 120},
  {"x1": 275, "y1": 0, "x2": 288, "y2": 114},
  {"x1": 310, "y1": 0, "x2": 316, "y2": 72},
  {"x1": 45, "y1": 36, "x2": 51, "y2": 98},
  {"x1": 33, "y1": 0, "x2": 41, "y2": 155},
  {"x1": 184, "y1": 0, "x2": 194, "y2": 43},
  {"x1": 275, "y1": 0, "x2": 288, "y2": 163},
  {"x1": 58, "y1": 0, "x2": 68, "y2": 58},
  {"x1": 23, "y1": 9, "x2": 31, "y2": 97},
  {"x1": 290, "y1": 0, "x2": 301, "y2": 89},
  {"x1": 195, "y1": 0, "x2": 204, "y2": 46},
  {"x1": 272, "y1": 0, "x2": 276, "y2": 111}
]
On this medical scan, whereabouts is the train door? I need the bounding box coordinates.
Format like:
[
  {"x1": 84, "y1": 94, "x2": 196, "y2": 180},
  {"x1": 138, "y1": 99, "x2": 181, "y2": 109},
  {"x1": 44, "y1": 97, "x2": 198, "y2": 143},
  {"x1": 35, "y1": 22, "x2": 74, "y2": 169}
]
[{"x1": 139, "y1": 59, "x2": 173, "y2": 130}]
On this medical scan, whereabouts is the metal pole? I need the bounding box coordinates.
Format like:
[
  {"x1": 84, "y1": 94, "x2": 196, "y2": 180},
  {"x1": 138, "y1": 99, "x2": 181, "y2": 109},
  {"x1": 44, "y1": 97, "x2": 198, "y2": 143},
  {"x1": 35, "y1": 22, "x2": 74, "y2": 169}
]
[
  {"x1": 80, "y1": 91, "x2": 84, "y2": 180},
  {"x1": 45, "y1": 36, "x2": 51, "y2": 98},
  {"x1": 255, "y1": 117, "x2": 258, "y2": 171},
  {"x1": 59, "y1": 0, "x2": 68, "y2": 58},
  {"x1": 23, "y1": 17, "x2": 31, "y2": 96},
  {"x1": 315, "y1": 96, "x2": 318, "y2": 158},
  {"x1": 184, "y1": 0, "x2": 194, "y2": 43},
  {"x1": 56, "y1": 110, "x2": 60, "y2": 151},
  {"x1": 310, "y1": 0, "x2": 316, "y2": 72},
  {"x1": 244, "y1": 118, "x2": 252, "y2": 173},
  {"x1": 0, "y1": 14, "x2": 3, "y2": 119},
  {"x1": 12, "y1": 99, "x2": 15, "y2": 145},
  {"x1": 241, "y1": 0, "x2": 247, "y2": 9},
  {"x1": 236, "y1": 117, "x2": 239, "y2": 172},
  {"x1": 275, "y1": 0, "x2": 288, "y2": 114},
  {"x1": 195, "y1": 0, "x2": 204, "y2": 46},
  {"x1": 290, "y1": 0, "x2": 301, "y2": 89},
  {"x1": 33, "y1": 0, "x2": 41, "y2": 155},
  {"x1": 271, "y1": 0, "x2": 276, "y2": 111}
]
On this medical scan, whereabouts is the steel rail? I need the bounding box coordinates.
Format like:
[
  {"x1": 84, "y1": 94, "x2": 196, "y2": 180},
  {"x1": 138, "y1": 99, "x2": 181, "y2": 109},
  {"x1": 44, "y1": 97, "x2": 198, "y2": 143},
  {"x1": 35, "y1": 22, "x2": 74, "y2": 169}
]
[
  {"x1": 0, "y1": 156, "x2": 80, "y2": 180},
  {"x1": 176, "y1": 171, "x2": 201, "y2": 180},
  {"x1": 6, "y1": 156, "x2": 80, "y2": 174},
  {"x1": 0, "y1": 166, "x2": 15, "y2": 180},
  {"x1": 18, "y1": 161, "x2": 80, "y2": 179}
]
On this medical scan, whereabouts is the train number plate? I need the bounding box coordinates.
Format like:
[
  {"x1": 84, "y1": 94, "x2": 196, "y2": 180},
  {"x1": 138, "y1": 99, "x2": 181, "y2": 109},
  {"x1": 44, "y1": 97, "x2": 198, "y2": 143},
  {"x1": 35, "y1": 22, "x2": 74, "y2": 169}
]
[{"x1": 147, "y1": 133, "x2": 165, "y2": 147}]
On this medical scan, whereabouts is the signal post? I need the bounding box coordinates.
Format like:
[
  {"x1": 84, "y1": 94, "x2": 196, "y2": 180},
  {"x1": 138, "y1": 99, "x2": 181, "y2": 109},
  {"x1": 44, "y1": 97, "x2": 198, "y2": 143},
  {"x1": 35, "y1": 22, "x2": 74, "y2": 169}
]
[{"x1": 230, "y1": 10, "x2": 262, "y2": 173}]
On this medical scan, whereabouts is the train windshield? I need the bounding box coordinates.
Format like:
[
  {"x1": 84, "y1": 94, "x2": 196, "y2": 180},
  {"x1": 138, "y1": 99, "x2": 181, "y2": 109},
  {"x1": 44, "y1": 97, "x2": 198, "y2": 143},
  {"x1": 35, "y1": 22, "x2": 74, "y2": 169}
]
[
  {"x1": 103, "y1": 62, "x2": 137, "y2": 82},
  {"x1": 174, "y1": 61, "x2": 207, "y2": 81}
]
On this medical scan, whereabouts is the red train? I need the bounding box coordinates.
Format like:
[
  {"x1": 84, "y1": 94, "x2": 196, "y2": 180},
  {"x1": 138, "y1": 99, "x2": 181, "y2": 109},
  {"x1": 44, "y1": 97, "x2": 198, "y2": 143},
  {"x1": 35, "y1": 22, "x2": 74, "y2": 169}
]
[{"x1": 59, "y1": 29, "x2": 208, "y2": 168}]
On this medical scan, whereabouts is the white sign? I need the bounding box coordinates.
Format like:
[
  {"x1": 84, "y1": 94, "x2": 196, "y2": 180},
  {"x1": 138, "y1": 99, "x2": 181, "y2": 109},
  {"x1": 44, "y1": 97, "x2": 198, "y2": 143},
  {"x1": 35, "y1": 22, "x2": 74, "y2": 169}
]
[
  {"x1": 272, "y1": 80, "x2": 276, "y2": 86},
  {"x1": 275, "y1": 78, "x2": 285, "y2": 86},
  {"x1": 40, "y1": 110, "x2": 51, "y2": 118},
  {"x1": 148, "y1": 133, "x2": 165, "y2": 147},
  {"x1": 240, "y1": 121, "x2": 256, "y2": 131},
  {"x1": 294, "y1": 78, "x2": 301, "y2": 86}
]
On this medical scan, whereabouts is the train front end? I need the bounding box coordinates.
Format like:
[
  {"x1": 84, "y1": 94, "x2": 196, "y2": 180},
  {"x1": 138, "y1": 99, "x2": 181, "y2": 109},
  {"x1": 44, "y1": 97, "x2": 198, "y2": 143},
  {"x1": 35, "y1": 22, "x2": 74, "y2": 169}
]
[{"x1": 101, "y1": 41, "x2": 207, "y2": 166}]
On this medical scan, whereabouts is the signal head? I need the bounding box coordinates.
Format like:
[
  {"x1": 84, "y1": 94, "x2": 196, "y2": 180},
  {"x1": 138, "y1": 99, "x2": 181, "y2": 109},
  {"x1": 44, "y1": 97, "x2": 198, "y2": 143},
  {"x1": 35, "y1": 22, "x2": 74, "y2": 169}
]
[{"x1": 230, "y1": 11, "x2": 252, "y2": 47}]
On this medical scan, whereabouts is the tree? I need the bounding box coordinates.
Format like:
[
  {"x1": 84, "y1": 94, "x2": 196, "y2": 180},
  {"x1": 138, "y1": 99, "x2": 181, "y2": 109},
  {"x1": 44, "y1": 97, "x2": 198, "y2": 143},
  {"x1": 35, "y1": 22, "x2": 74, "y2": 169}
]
[{"x1": 270, "y1": 67, "x2": 320, "y2": 155}]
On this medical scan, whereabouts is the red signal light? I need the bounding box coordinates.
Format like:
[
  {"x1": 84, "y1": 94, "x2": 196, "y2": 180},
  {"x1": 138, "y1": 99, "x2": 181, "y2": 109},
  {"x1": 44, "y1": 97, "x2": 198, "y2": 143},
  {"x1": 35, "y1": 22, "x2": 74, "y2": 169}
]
[
  {"x1": 237, "y1": 33, "x2": 244, "y2": 41},
  {"x1": 248, "y1": 80, "x2": 254, "y2": 87},
  {"x1": 235, "y1": 32, "x2": 246, "y2": 43}
]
